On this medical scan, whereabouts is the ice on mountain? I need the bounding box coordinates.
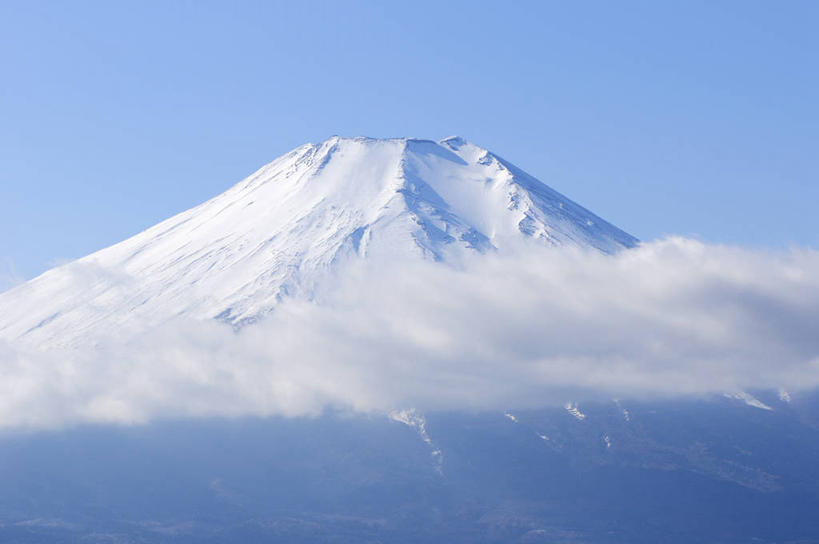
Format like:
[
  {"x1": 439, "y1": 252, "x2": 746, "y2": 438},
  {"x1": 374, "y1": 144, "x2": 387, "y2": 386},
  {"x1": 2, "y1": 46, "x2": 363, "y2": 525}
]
[
  {"x1": 565, "y1": 402, "x2": 587, "y2": 420},
  {"x1": 724, "y1": 392, "x2": 773, "y2": 411}
]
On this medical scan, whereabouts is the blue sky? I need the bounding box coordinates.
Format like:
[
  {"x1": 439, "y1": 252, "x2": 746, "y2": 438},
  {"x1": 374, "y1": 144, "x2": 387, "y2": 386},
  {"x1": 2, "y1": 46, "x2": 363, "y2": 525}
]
[{"x1": 1, "y1": 0, "x2": 817, "y2": 282}]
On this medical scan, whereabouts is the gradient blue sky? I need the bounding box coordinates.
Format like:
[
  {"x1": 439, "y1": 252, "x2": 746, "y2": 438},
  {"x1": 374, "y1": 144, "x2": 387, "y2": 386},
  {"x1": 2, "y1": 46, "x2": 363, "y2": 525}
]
[{"x1": 1, "y1": 0, "x2": 817, "y2": 284}]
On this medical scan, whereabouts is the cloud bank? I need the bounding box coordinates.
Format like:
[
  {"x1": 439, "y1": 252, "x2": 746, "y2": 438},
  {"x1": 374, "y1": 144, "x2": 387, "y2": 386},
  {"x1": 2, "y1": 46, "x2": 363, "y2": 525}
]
[{"x1": 2, "y1": 237, "x2": 819, "y2": 429}]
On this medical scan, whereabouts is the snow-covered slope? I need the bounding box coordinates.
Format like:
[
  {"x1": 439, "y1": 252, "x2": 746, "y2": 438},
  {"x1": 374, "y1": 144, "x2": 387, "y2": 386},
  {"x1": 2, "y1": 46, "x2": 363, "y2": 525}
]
[{"x1": 0, "y1": 136, "x2": 636, "y2": 348}]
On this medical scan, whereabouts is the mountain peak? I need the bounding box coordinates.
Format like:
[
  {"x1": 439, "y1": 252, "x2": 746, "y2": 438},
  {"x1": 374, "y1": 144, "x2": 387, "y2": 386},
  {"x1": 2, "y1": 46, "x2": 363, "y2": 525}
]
[{"x1": 0, "y1": 136, "x2": 637, "y2": 347}]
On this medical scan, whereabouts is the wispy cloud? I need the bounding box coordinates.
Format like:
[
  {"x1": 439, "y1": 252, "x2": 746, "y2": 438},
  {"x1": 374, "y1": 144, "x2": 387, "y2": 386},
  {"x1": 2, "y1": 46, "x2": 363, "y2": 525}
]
[
  {"x1": 1, "y1": 238, "x2": 819, "y2": 429},
  {"x1": 0, "y1": 257, "x2": 23, "y2": 293}
]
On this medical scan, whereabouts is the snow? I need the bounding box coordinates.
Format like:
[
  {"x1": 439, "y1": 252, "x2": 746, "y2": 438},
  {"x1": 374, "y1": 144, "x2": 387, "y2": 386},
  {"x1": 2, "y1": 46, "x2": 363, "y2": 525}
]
[
  {"x1": 614, "y1": 399, "x2": 630, "y2": 422},
  {"x1": 0, "y1": 136, "x2": 637, "y2": 349},
  {"x1": 724, "y1": 392, "x2": 773, "y2": 411},
  {"x1": 389, "y1": 409, "x2": 443, "y2": 473},
  {"x1": 565, "y1": 402, "x2": 587, "y2": 420}
]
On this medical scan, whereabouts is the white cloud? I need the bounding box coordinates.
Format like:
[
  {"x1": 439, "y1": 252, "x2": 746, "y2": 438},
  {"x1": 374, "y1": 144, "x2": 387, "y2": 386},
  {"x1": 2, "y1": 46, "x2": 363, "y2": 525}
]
[{"x1": 1, "y1": 237, "x2": 819, "y2": 429}]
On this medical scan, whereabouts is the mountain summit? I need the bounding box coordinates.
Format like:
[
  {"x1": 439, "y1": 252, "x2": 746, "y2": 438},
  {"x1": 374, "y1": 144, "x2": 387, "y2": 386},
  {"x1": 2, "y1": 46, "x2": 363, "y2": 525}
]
[{"x1": 0, "y1": 136, "x2": 636, "y2": 347}]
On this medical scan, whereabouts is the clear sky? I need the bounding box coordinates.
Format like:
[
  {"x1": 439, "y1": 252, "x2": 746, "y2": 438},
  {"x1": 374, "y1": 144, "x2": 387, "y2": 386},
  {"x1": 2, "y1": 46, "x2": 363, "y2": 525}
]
[{"x1": 1, "y1": 0, "x2": 817, "y2": 284}]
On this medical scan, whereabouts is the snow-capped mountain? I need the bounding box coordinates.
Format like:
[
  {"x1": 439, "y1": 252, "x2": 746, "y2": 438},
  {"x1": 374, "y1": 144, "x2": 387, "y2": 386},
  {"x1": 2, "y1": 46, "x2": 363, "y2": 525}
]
[
  {"x1": 0, "y1": 136, "x2": 636, "y2": 348},
  {"x1": 4, "y1": 137, "x2": 819, "y2": 544}
]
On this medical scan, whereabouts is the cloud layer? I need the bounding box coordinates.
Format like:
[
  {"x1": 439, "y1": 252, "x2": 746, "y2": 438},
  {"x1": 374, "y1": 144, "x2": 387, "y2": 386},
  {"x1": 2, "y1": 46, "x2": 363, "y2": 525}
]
[{"x1": 2, "y1": 238, "x2": 819, "y2": 429}]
